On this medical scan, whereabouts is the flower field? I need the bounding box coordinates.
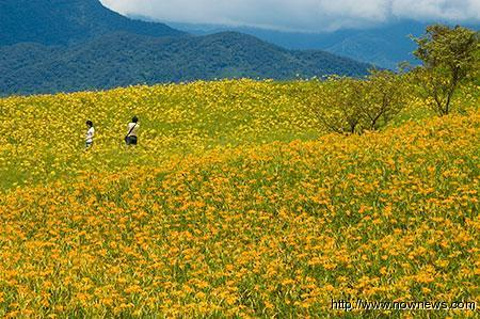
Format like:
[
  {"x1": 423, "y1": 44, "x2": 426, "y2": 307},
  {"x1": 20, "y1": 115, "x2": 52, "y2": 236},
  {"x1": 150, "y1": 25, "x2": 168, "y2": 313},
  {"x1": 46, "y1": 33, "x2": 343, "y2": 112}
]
[{"x1": 1, "y1": 80, "x2": 480, "y2": 318}]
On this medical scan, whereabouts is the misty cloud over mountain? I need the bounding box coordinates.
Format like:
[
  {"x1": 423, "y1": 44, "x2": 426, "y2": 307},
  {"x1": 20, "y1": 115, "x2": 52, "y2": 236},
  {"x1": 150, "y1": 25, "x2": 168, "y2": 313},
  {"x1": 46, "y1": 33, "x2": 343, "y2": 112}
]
[{"x1": 101, "y1": 0, "x2": 480, "y2": 32}]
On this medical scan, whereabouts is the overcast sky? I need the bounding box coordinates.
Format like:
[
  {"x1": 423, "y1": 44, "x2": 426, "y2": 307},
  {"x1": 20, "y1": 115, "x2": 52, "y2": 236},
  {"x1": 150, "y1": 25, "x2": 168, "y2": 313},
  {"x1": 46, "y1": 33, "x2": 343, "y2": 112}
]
[{"x1": 100, "y1": 0, "x2": 480, "y2": 32}]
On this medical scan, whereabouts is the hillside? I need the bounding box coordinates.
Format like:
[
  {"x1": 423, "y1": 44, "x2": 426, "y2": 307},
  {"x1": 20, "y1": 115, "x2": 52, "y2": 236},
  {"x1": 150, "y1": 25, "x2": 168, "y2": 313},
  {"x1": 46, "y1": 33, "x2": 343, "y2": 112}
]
[
  {"x1": 0, "y1": 80, "x2": 479, "y2": 317},
  {"x1": 0, "y1": 32, "x2": 372, "y2": 95},
  {"x1": 0, "y1": 0, "x2": 185, "y2": 46}
]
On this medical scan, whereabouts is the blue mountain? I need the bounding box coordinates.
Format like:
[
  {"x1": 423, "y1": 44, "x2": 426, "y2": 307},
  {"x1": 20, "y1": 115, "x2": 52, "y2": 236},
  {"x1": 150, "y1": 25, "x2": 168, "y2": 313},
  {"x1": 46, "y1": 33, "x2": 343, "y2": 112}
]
[
  {"x1": 167, "y1": 20, "x2": 480, "y2": 69},
  {"x1": 0, "y1": 0, "x2": 373, "y2": 96},
  {"x1": 0, "y1": 0, "x2": 185, "y2": 46}
]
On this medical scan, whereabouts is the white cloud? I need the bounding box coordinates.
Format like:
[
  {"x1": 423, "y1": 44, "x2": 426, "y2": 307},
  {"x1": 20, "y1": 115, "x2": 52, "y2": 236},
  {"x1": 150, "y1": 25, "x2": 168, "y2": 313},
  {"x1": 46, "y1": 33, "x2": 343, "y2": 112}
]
[
  {"x1": 100, "y1": 0, "x2": 480, "y2": 31},
  {"x1": 391, "y1": 0, "x2": 480, "y2": 21}
]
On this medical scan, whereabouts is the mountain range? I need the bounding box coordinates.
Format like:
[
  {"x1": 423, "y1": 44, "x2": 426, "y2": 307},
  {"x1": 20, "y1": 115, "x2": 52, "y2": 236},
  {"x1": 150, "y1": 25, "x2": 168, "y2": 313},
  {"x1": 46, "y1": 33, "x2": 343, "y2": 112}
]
[
  {"x1": 167, "y1": 20, "x2": 480, "y2": 69},
  {"x1": 0, "y1": 0, "x2": 372, "y2": 96},
  {"x1": 0, "y1": 31, "x2": 371, "y2": 94}
]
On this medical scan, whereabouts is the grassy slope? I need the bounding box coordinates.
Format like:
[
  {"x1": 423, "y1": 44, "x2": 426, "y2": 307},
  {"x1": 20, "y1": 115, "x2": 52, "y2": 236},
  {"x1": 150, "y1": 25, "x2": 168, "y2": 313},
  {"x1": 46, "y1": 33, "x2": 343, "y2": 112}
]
[
  {"x1": 0, "y1": 80, "x2": 479, "y2": 317},
  {"x1": 0, "y1": 79, "x2": 324, "y2": 190}
]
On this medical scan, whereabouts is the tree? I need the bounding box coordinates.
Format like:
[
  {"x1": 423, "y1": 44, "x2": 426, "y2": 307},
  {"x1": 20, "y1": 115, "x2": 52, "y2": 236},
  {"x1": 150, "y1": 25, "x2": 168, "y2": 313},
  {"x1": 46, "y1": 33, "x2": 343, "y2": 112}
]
[
  {"x1": 308, "y1": 77, "x2": 365, "y2": 135},
  {"x1": 359, "y1": 70, "x2": 407, "y2": 131},
  {"x1": 308, "y1": 72, "x2": 407, "y2": 135},
  {"x1": 413, "y1": 25, "x2": 480, "y2": 115}
]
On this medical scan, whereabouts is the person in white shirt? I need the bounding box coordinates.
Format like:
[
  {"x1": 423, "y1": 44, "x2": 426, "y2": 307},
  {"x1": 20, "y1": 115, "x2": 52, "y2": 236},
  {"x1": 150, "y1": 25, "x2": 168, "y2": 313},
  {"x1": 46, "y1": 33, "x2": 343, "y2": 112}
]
[
  {"x1": 125, "y1": 116, "x2": 139, "y2": 145},
  {"x1": 85, "y1": 120, "x2": 95, "y2": 149}
]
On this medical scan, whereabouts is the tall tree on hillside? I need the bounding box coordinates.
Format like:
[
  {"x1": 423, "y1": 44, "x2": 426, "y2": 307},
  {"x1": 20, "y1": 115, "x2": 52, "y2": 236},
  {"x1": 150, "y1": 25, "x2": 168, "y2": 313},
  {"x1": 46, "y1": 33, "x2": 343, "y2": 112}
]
[
  {"x1": 308, "y1": 77, "x2": 365, "y2": 134},
  {"x1": 360, "y1": 70, "x2": 407, "y2": 131},
  {"x1": 413, "y1": 25, "x2": 480, "y2": 115},
  {"x1": 308, "y1": 72, "x2": 407, "y2": 135}
]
